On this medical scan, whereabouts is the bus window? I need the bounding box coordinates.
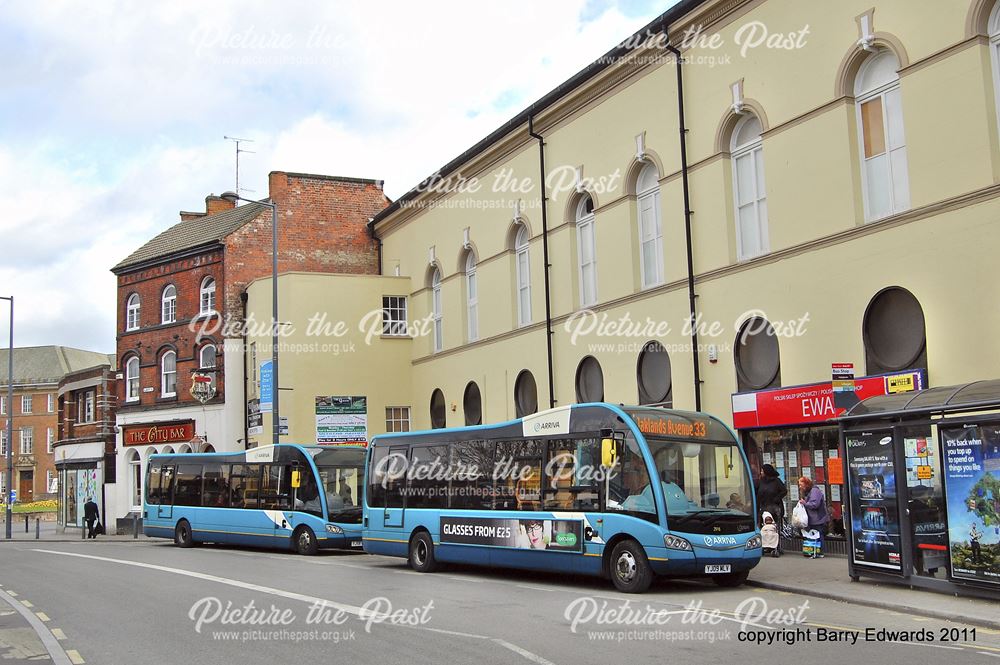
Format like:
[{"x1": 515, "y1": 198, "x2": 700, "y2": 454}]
[
  {"x1": 230, "y1": 464, "x2": 260, "y2": 509},
  {"x1": 450, "y1": 441, "x2": 494, "y2": 510},
  {"x1": 202, "y1": 463, "x2": 229, "y2": 508},
  {"x1": 606, "y1": 438, "x2": 658, "y2": 522},
  {"x1": 174, "y1": 464, "x2": 203, "y2": 507},
  {"x1": 543, "y1": 438, "x2": 600, "y2": 512},
  {"x1": 408, "y1": 446, "x2": 448, "y2": 509},
  {"x1": 260, "y1": 465, "x2": 293, "y2": 510},
  {"x1": 495, "y1": 440, "x2": 542, "y2": 511},
  {"x1": 368, "y1": 447, "x2": 388, "y2": 508},
  {"x1": 147, "y1": 464, "x2": 162, "y2": 505}
]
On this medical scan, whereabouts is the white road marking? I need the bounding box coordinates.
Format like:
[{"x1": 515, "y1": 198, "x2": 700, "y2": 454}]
[
  {"x1": 978, "y1": 651, "x2": 1000, "y2": 659},
  {"x1": 66, "y1": 649, "x2": 85, "y2": 664},
  {"x1": 36, "y1": 612, "x2": 50, "y2": 622},
  {"x1": 21, "y1": 599, "x2": 33, "y2": 608},
  {"x1": 52, "y1": 628, "x2": 67, "y2": 640},
  {"x1": 0, "y1": 587, "x2": 72, "y2": 665},
  {"x1": 33, "y1": 549, "x2": 553, "y2": 665}
]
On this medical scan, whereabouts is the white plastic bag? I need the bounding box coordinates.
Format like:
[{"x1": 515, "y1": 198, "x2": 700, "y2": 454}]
[{"x1": 791, "y1": 503, "x2": 809, "y2": 530}]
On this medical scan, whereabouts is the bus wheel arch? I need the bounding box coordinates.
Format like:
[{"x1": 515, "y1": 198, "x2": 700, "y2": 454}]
[
  {"x1": 408, "y1": 528, "x2": 438, "y2": 573},
  {"x1": 174, "y1": 519, "x2": 195, "y2": 548},
  {"x1": 605, "y1": 536, "x2": 654, "y2": 593},
  {"x1": 293, "y1": 525, "x2": 319, "y2": 556}
]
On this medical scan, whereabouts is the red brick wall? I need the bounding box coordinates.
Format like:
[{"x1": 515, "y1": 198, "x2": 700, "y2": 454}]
[
  {"x1": 220, "y1": 172, "x2": 389, "y2": 329},
  {"x1": 115, "y1": 251, "x2": 225, "y2": 411},
  {"x1": 1, "y1": 386, "x2": 58, "y2": 500}
]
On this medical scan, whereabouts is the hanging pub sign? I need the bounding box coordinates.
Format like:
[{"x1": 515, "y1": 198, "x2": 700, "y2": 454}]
[
  {"x1": 941, "y1": 423, "x2": 1000, "y2": 586},
  {"x1": 845, "y1": 430, "x2": 903, "y2": 571}
]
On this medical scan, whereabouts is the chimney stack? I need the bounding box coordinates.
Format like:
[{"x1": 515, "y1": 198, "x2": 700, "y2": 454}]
[{"x1": 180, "y1": 193, "x2": 237, "y2": 221}]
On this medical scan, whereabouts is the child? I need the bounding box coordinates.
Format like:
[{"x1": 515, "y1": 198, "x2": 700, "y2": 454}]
[{"x1": 761, "y1": 511, "x2": 780, "y2": 557}]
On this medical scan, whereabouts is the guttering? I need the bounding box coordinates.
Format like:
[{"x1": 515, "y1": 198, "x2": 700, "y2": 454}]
[
  {"x1": 667, "y1": 43, "x2": 702, "y2": 411},
  {"x1": 528, "y1": 115, "x2": 556, "y2": 409},
  {"x1": 367, "y1": 0, "x2": 707, "y2": 232}
]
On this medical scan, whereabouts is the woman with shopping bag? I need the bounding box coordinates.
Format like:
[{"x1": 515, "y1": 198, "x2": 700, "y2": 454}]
[{"x1": 797, "y1": 476, "x2": 830, "y2": 558}]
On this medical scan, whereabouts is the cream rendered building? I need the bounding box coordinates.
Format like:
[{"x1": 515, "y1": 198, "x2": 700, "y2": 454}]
[{"x1": 250, "y1": 0, "x2": 1000, "y2": 460}]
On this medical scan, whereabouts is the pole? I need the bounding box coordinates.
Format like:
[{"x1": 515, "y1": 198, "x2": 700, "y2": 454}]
[
  {"x1": 271, "y1": 203, "x2": 279, "y2": 447},
  {"x1": 3, "y1": 296, "x2": 12, "y2": 540}
]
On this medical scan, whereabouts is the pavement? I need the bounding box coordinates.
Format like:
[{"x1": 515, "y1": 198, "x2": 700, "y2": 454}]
[{"x1": 1, "y1": 539, "x2": 999, "y2": 664}]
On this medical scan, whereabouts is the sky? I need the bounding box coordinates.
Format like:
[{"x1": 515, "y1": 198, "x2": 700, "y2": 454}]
[{"x1": 0, "y1": 0, "x2": 678, "y2": 354}]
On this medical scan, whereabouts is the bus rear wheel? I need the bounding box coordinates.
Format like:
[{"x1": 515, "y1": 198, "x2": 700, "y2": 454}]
[
  {"x1": 712, "y1": 570, "x2": 749, "y2": 588},
  {"x1": 609, "y1": 539, "x2": 653, "y2": 593},
  {"x1": 409, "y1": 531, "x2": 438, "y2": 573},
  {"x1": 294, "y1": 526, "x2": 319, "y2": 556},
  {"x1": 174, "y1": 520, "x2": 194, "y2": 548}
]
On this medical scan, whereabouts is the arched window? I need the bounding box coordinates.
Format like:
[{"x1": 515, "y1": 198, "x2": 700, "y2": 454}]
[
  {"x1": 575, "y1": 194, "x2": 597, "y2": 307},
  {"x1": 160, "y1": 350, "x2": 177, "y2": 397},
  {"x1": 863, "y1": 287, "x2": 926, "y2": 375},
  {"x1": 431, "y1": 268, "x2": 443, "y2": 352},
  {"x1": 636, "y1": 163, "x2": 663, "y2": 288},
  {"x1": 735, "y1": 317, "x2": 781, "y2": 391},
  {"x1": 731, "y1": 114, "x2": 769, "y2": 259},
  {"x1": 463, "y1": 381, "x2": 482, "y2": 426},
  {"x1": 200, "y1": 277, "x2": 216, "y2": 315},
  {"x1": 465, "y1": 252, "x2": 478, "y2": 342},
  {"x1": 514, "y1": 370, "x2": 538, "y2": 417},
  {"x1": 200, "y1": 344, "x2": 217, "y2": 391},
  {"x1": 430, "y1": 388, "x2": 446, "y2": 429},
  {"x1": 161, "y1": 285, "x2": 176, "y2": 324},
  {"x1": 125, "y1": 356, "x2": 140, "y2": 402},
  {"x1": 127, "y1": 448, "x2": 142, "y2": 510},
  {"x1": 855, "y1": 49, "x2": 909, "y2": 221},
  {"x1": 126, "y1": 294, "x2": 140, "y2": 331},
  {"x1": 575, "y1": 356, "x2": 605, "y2": 403},
  {"x1": 514, "y1": 224, "x2": 532, "y2": 326},
  {"x1": 990, "y1": 3, "x2": 1000, "y2": 136},
  {"x1": 637, "y1": 341, "x2": 672, "y2": 406}
]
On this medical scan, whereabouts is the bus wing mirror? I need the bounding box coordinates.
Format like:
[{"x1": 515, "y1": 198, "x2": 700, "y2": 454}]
[{"x1": 601, "y1": 438, "x2": 618, "y2": 468}]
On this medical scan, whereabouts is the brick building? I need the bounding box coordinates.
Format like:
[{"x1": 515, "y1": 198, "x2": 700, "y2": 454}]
[
  {"x1": 0, "y1": 346, "x2": 110, "y2": 505},
  {"x1": 109, "y1": 171, "x2": 388, "y2": 523},
  {"x1": 54, "y1": 360, "x2": 117, "y2": 532}
]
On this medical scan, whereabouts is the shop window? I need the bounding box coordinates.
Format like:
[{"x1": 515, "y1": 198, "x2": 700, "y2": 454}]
[
  {"x1": 735, "y1": 317, "x2": 781, "y2": 391},
  {"x1": 430, "y1": 388, "x2": 446, "y2": 429},
  {"x1": 575, "y1": 356, "x2": 605, "y2": 403},
  {"x1": 514, "y1": 370, "x2": 538, "y2": 418},
  {"x1": 863, "y1": 286, "x2": 926, "y2": 375},
  {"x1": 463, "y1": 381, "x2": 482, "y2": 426},
  {"x1": 731, "y1": 114, "x2": 769, "y2": 259},
  {"x1": 636, "y1": 162, "x2": 664, "y2": 288},
  {"x1": 637, "y1": 341, "x2": 672, "y2": 406},
  {"x1": 855, "y1": 49, "x2": 909, "y2": 221}
]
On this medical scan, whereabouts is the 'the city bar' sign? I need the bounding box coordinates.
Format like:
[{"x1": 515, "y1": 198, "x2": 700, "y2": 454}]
[{"x1": 122, "y1": 420, "x2": 195, "y2": 446}]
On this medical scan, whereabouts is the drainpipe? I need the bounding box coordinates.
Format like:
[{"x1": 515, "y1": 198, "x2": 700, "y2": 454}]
[
  {"x1": 667, "y1": 43, "x2": 702, "y2": 411},
  {"x1": 240, "y1": 291, "x2": 249, "y2": 450},
  {"x1": 369, "y1": 217, "x2": 382, "y2": 275},
  {"x1": 528, "y1": 115, "x2": 556, "y2": 409}
]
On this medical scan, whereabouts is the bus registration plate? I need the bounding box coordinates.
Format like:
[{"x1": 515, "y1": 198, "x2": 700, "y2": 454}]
[
  {"x1": 350, "y1": 540, "x2": 363, "y2": 548},
  {"x1": 704, "y1": 565, "x2": 731, "y2": 574}
]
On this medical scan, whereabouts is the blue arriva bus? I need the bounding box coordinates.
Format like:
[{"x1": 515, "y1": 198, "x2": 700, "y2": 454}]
[
  {"x1": 363, "y1": 404, "x2": 761, "y2": 592},
  {"x1": 144, "y1": 444, "x2": 365, "y2": 555}
]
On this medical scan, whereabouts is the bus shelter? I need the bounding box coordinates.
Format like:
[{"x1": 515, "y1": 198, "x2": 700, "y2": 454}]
[{"x1": 837, "y1": 379, "x2": 1000, "y2": 601}]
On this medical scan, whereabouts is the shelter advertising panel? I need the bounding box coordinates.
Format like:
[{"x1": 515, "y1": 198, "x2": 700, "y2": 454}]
[
  {"x1": 942, "y1": 423, "x2": 1000, "y2": 586},
  {"x1": 846, "y1": 431, "x2": 902, "y2": 571}
]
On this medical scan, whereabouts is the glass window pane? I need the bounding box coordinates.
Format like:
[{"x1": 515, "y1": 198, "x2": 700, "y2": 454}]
[
  {"x1": 495, "y1": 440, "x2": 543, "y2": 511},
  {"x1": 861, "y1": 97, "x2": 886, "y2": 158},
  {"x1": 889, "y1": 146, "x2": 910, "y2": 211},
  {"x1": 174, "y1": 464, "x2": 203, "y2": 507},
  {"x1": 753, "y1": 148, "x2": 766, "y2": 199},
  {"x1": 884, "y1": 87, "x2": 906, "y2": 151},
  {"x1": 450, "y1": 441, "x2": 494, "y2": 509},
  {"x1": 543, "y1": 439, "x2": 601, "y2": 512},
  {"x1": 735, "y1": 153, "x2": 755, "y2": 205},
  {"x1": 739, "y1": 204, "x2": 759, "y2": 256},
  {"x1": 865, "y1": 152, "x2": 891, "y2": 219}
]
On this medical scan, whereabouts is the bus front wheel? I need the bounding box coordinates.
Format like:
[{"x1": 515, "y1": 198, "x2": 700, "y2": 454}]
[
  {"x1": 174, "y1": 520, "x2": 194, "y2": 548},
  {"x1": 409, "y1": 531, "x2": 438, "y2": 573},
  {"x1": 294, "y1": 526, "x2": 319, "y2": 556},
  {"x1": 609, "y1": 539, "x2": 653, "y2": 593}
]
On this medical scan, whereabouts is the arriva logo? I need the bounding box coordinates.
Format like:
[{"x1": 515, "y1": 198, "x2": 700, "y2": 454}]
[
  {"x1": 534, "y1": 421, "x2": 560, "y2": 432},
  {"x1": 704, "y1": 535, "x2": 738, "y2": 547}
]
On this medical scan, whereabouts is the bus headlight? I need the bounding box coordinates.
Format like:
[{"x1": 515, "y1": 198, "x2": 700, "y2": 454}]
[
  {"x1": 325, "y1": 524, "x2": 343, "y2": 534},
  {"x1": 746, "y1": 535, "x2": 762, "y2": 550},
  {"x1": 663, "y1": 534, "x2": 692, "y2": 551}
]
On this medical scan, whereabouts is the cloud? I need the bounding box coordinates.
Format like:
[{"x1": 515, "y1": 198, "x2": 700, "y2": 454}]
[{"x1": 0, "y1": 1, "x2": 675, "y2": 350}]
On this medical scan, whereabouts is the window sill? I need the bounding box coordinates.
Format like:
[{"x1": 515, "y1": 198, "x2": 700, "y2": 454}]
[{"x1": 381, "y1": 334, "x2": 412, "y2": 340}]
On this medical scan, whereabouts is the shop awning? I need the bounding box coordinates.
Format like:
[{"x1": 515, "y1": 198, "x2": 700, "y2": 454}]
[{"x1": 839, "y1": 379, "x2": 1000, "y2": 421}]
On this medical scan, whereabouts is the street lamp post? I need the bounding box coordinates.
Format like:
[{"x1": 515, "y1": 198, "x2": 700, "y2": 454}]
[
  {"x1": 2, "y1": 296, "x2": 12, "y2": 539},
  {"x1": 220, "y1": 193, "x2": 279, "y2": 446}
]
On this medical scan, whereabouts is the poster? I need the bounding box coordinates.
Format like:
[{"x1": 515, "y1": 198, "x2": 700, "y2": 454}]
[
  {"x1": 788, "y1": 451, "x2": 798, "y2": 468},
  {"x1": 762, "y1": 452, "x2": 772, "y2": 465},
  {"x1": 942, "y1": 424, "x2": 1000, "y2": 586},
  {"x1": 75, "y1": 469, "x2": 98, "y2": 528},
  {"x1": 831, "y1": 485, "x2": 841, "y2": 502},
  {"x1": 789, "y1": 485, "x2": 799, "y2": 501},
  {"x1": 316, "y1": 396, "x2": 368, "y2": 444},
  {"x1": 845, "y1": 431, "x2": 902, "y2": 571},
  {"x1": 440, "y1": 516, "x2": 583, "y2": 552},
  {"x1": 814, "y1": 449, "x2": 825, "y2": 468},
  {"x1": 775, "y1": 451, "x2": 785, "y2": 467},
  {"x1": 259, "y1": 360, "x2": 273, "y2": 412}
]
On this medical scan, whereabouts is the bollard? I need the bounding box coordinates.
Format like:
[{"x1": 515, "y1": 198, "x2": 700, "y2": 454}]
[
  {"x1": 35, "y1": 518, "x2": 39, "y2": 540},
  {"x1": 133, "y1": 513, "x2": 139, "y2": 539},
  {"x1": 24, "y1": 515, "x2": 28, "y2": 533},
  {"x1": 81, "y1": 521, "x2": 86, "y2": 539}
]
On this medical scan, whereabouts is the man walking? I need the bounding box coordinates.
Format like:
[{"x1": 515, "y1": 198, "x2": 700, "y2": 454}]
[
  {"x1": 84, "y1": 497, "x2": 100, "y2": 539},
  {"x1": 970, "y1": 523, "x2": 984, "y2": 565}
]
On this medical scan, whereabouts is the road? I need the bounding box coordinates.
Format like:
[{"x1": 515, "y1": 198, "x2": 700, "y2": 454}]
[{"x1": 1, "y1": 539, "x2": 998, "y2": 664}]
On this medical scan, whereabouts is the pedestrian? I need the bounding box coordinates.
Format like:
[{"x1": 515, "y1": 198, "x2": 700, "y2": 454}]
[
  {"x1": 797, "y1": 477, "x2": 829, "y2": 558},
  {"x1": 756, "y1": 463, "x2": 787, "y2": 525},
  {"x1": 970, "y1": 523, "x2": 984, "y2": 565},
  {"x1": 84, "y1": 497, "x2": 100, "y2": 539}
]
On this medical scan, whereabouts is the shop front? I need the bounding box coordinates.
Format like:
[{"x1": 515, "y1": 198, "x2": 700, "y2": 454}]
[
  {"x1": 838, "y1": 379, "x2": 1000, "y2": 601},
  {"x1": 731, "y1": 369, "x2": 926, "y2": 553},
  {"x1": 54, "y1": 440, "x2": 107, "y2": 533}
]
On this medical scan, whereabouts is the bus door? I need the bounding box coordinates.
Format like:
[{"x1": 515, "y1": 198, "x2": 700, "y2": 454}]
[
  {"x1": 383, "y1": 446, "x2": 407, "y2": 529},
  {"x1": 157, "y1": 465, "x2": 175, "y2": 520}
]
